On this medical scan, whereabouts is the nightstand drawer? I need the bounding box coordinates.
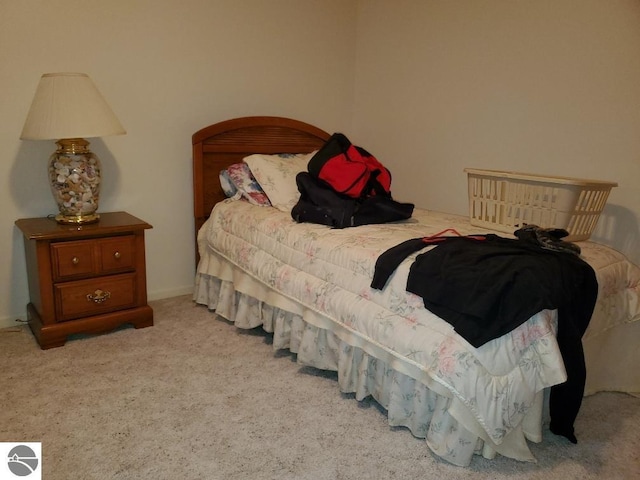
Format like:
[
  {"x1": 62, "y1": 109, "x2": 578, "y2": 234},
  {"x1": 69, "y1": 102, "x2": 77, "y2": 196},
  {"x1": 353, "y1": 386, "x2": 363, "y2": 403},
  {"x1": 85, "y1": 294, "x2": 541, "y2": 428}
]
[
  {"x1": 51, "y1": 241, "x2": 96, "y2": 279},
  {"x1": 54, "y1": 273, "x2": 138, "y2": 321},
  {"x1": 99, "y1": 236, "x2": 135, "y2": 274}
]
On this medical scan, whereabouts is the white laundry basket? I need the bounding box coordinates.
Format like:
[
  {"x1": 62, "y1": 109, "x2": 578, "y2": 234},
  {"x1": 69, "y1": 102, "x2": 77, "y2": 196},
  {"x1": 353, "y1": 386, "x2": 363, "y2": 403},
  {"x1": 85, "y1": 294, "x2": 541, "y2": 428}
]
[{"x1": 464, "y1": 168, "x2": 617, "y2": 241}]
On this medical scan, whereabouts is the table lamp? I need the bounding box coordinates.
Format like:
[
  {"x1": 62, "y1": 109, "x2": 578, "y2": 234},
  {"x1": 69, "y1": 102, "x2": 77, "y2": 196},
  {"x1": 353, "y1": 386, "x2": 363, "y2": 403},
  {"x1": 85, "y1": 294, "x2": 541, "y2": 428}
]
[{"x1": 20, "y1": 73, "x2": 126, "y2": 224}]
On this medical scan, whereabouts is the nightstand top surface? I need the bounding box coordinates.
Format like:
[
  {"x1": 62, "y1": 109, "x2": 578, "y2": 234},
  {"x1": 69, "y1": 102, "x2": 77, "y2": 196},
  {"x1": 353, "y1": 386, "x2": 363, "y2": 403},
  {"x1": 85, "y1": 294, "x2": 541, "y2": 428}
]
[{"x1": 15, "y1": 211, "x2": 152, "y2": 240}]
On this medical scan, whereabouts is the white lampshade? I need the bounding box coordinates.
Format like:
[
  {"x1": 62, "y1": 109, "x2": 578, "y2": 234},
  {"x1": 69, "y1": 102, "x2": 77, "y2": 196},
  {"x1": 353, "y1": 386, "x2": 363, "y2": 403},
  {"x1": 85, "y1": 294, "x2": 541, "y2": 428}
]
[{"x1": 20, "y1": 72, "x2": 126, "y2": 140}]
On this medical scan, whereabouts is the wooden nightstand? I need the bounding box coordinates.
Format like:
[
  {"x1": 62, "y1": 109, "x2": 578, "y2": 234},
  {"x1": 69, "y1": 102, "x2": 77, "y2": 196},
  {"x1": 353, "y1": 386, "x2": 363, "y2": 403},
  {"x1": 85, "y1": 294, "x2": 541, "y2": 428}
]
[{"x1": 15, "y1": 211, "x2": 154, "y2": 349}]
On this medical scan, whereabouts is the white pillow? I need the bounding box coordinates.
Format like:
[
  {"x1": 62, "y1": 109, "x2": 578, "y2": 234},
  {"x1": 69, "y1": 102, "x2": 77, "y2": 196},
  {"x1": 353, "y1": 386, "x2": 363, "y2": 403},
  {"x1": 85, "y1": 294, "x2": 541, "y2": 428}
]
[{"x1": 243, "y1": 151, "x2": 317, "y2": 212}]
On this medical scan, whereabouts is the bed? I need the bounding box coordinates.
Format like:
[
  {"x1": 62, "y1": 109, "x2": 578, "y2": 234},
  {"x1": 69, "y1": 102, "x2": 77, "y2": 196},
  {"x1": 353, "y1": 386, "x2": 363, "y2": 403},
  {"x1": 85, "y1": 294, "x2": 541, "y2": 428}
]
[{"x1": 192, "y1": 116, "x2": 640, "y2": 466}]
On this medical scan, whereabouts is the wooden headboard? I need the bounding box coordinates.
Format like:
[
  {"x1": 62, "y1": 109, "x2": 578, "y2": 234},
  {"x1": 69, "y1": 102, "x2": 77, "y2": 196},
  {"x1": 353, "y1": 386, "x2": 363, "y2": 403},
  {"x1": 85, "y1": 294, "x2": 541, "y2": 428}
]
[{"x1": 192, "y1": 116, "x2": 330, "y2": 237}]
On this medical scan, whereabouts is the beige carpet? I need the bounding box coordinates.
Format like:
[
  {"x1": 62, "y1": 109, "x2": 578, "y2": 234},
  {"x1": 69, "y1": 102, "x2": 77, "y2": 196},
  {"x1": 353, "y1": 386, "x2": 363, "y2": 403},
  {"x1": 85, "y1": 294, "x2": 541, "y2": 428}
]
[{"x1": 1, "y1": 295, "x2": 639, "y2": 480}]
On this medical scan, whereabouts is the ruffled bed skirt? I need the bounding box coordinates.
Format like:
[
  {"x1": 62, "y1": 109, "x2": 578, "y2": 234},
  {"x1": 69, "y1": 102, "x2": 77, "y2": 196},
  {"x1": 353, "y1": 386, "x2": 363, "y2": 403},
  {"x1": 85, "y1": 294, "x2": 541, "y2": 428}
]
[{"x1": 194, "y1": 272, "x2": 546, "y2": 466}]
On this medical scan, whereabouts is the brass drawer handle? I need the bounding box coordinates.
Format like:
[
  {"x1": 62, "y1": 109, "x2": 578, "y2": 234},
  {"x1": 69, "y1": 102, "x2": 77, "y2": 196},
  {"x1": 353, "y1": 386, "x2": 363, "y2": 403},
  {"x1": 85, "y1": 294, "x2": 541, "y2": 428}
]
[
  {"x1": 87, "y1": 289, "x2": 111, "y2": 304},
  {"x1": 72, "y1": 257, "x2": 80, "y2": 265},
  {"x1": 114, "y1": 251, "x2": 121, "y2": 259}
]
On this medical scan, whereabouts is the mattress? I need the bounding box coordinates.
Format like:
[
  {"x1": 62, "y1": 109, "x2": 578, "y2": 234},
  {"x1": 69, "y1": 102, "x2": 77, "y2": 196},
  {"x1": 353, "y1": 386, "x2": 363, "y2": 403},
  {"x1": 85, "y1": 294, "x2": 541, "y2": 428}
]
[{"x1": 194, "y1": 200, "x2": 640, "y2": 465}]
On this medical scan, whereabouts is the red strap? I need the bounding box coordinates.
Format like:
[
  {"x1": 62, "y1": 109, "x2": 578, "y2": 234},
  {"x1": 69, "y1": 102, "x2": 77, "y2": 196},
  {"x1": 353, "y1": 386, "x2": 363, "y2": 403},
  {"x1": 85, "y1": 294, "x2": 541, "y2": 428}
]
[{"x1": 422, "y1": 228, "x2": 487, "y2": 244}]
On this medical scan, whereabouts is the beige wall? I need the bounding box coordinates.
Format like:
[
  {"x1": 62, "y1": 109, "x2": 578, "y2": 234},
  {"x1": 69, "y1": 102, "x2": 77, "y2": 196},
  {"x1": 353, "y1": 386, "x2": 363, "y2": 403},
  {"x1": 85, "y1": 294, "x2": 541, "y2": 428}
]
[
  {"x1": 2, "y1": 0, "x2": 640, "y2": 329},
  {"x1": 0, "y1": 0, "x2": 357, "y2": 327},
  {"x1": 353, "y1": 0, "x2": 640, "y2": 262}
]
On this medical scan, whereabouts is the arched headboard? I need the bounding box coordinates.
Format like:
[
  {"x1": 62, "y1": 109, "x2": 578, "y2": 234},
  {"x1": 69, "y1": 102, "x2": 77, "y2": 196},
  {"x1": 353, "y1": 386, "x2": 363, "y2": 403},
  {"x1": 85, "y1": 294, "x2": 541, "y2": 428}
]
[{"x1": 192, "y1": 116, "x2": 330, "y2": 237}]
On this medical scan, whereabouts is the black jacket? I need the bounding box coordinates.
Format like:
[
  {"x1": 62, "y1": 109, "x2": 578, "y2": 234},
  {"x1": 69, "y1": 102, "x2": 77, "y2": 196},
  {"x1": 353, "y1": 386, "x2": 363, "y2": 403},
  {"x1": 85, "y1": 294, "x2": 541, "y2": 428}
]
[{"x1": 371, "y1": 234, "x2": 598, "y2": 443}]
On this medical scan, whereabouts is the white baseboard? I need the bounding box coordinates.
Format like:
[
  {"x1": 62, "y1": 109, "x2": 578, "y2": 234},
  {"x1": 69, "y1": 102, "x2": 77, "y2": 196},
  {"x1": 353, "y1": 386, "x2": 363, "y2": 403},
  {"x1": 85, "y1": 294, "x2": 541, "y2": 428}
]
[
  {"x1": 0, "y1": 315, "x2": 26, "y2": 330},
  {"x1": 0, "y1": 286, "x2": 195, "y2": 331},
  {"x1": 147, "y1": 285, "x2": 194, "y2": 302}
]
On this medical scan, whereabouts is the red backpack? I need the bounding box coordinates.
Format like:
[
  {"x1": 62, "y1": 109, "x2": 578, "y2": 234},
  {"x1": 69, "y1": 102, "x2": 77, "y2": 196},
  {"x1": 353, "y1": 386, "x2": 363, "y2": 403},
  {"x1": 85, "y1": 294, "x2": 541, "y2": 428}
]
[{"x1": 307, "y1": 133, "x2": 391, "y2": 198}]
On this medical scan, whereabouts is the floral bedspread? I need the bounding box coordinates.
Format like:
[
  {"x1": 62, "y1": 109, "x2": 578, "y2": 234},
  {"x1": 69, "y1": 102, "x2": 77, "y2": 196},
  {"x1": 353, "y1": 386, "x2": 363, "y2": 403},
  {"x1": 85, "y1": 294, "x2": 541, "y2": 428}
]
[{"x1": 197, "y1": 200, "x2": 640, "y2": 445}]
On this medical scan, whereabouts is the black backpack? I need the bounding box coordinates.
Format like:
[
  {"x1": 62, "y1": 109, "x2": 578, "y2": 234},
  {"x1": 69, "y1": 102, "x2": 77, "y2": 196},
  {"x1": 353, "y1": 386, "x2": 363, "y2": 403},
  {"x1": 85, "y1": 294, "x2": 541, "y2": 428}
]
[{"x1": 291, "y1": 172, "x2": 414, "y2": 228}]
